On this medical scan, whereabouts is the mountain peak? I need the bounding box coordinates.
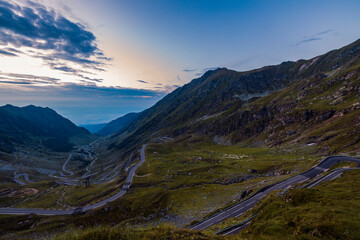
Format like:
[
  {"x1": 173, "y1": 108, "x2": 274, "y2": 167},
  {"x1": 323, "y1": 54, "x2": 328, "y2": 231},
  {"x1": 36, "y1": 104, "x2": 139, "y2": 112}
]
[{"x1": 107, "y1": 38, "x2": 360, "y2": 156}]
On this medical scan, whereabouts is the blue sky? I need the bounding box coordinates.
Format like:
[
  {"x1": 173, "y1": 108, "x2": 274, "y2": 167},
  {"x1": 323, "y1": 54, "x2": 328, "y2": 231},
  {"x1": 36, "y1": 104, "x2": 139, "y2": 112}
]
[{"x1": 0, "y1": 0, "x2": 359, "y2": 124}]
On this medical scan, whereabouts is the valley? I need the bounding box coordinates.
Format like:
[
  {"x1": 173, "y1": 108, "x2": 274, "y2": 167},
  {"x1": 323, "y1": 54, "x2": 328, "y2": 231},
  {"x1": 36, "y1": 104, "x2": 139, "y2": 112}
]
[
  {"x1": 0, "y1": 137, "x2": 359, "y2": 239},
  {"x1": 0, "y1": 39, "x2": 359, "y2": 239}
]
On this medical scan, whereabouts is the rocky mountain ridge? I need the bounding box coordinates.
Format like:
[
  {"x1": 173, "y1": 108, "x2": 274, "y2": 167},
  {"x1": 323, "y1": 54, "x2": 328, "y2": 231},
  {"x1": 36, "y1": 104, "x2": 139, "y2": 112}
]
[{"x1": 105, "y1": 39, "x2": 360, "y2": 157}]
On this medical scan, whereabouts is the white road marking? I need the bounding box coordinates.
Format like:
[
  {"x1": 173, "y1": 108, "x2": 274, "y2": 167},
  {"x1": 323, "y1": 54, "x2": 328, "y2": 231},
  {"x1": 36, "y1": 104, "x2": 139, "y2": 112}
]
[
  {"x1": 222, "y1": 222, "x2": 251, "y2": 236},
  {"x1": 234, "y1": 212, "x2": 243, "y2": 218}
]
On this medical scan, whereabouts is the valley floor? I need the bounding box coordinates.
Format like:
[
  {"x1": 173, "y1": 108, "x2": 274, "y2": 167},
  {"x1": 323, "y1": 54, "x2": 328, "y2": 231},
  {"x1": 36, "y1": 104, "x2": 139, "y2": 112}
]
[
  {"x1": 43, "y1": 169, "x2": 360, "y2": 240},
  {"x1": 2, "y1": 135, "x2": 359, "y2": 239}
]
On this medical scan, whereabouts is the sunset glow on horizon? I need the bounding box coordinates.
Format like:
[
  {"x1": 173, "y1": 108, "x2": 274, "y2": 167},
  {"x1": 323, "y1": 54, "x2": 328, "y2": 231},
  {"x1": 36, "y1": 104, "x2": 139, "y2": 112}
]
[{"x1": 0, "y1": 0, "x2": 359, "y2": 124}]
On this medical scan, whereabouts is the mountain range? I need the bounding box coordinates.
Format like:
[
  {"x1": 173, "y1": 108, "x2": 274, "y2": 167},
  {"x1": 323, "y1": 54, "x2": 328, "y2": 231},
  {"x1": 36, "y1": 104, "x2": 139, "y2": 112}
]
[
  {"x1": 97, "y1": 112, "x2": 140, "y2": 136},
  {"x1": 0, "y1": 39, "x2": 360, "y2": 240},
  {"x1": 2, "y1": 39, "x2": 359, "y2": 160},
  {"x1": 0, "y1": 104, "x2": 91, "y2": 152},
  {"x1": 81, "y1": 113, "x2": 140, "y2": 136},
  {"x1": 102, "y1": 39, "x2": 360, "y2": 158},
  {"x1": 80, "y1": 123, "x2": 107, "y2": 134}
]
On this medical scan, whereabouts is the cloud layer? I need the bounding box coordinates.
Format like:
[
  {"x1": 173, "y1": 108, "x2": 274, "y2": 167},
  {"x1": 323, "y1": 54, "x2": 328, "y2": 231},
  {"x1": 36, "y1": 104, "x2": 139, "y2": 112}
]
[
  {"x1": 0, "y1": 82, "x2": 167, "y2": 124},
  {"x1": 0, "y1": 0, "x2": 109, "y2": 81},
  {"x1": 0, "y1": 71, "x2": 60, "y2": 85}
]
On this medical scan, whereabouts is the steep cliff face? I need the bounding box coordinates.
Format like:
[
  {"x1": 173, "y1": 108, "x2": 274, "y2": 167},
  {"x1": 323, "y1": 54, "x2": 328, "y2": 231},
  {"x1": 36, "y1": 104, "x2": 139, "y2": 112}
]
[{"x1": 105, "y1": 39, "x2": 360, "y2": 156}]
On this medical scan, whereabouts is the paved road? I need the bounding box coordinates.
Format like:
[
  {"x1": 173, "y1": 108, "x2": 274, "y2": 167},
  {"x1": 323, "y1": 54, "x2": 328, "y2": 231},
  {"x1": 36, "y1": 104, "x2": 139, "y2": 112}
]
[
  {"x1": 305, "y1": 167, "x2": 356, "y2": 189},
  {"x1": 220, "y1": 221, "x2": 251, "y2": 236},
  {"x1": 220, "y1": 166, "x2": 359, "y2": 236},
  {"x1": 13, "y1": 171, "x2": 32, "y2": 185},
  {"x1": 82, "y1": 144, "x2": 147, "y2": 212},
  {"x1": 62, "y1": 154, "x2": 74, "y2": 176},
  {"x1": 189, "y1": 155, "x2": 360, "y2": 232},
  {"x1": 0, "y1": 145, "x2": 147, "y2": 216}
]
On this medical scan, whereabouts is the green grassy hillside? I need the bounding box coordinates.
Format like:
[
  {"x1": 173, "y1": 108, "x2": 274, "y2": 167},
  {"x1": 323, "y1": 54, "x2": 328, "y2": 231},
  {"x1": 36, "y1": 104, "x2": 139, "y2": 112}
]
[
  {"x1": 0, "y1": 104, "x2": 92, "y2": 152},
  {"x1": 102, "y1": 39, "x2": 360, "y2": 162},
  {"x1": 237, "y1": 169, "x2": 360, "y2": 239},
  {"x1": 196, "y1": 53, "x2": 360, "y2": 154},
  {"x1": 29, "y1": 169, "x2": 359, "y2": 240},
  {"x1": 1, "y1": 40, "x2": 360, "y2": 240}
]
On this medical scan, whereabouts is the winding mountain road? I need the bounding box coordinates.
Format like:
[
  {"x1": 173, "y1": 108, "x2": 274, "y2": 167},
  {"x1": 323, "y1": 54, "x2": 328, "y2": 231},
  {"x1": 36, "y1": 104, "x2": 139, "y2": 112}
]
[
  {"x1": 1, "y1": 152, "x2": 358, "y2": 224},
  {"x1": 189, "y1": 155, "x2": 360, "y2": 233},
  {"x1": 0, "y1": 144, "x2": 147, "y2": 215},
  {"x1": 13, "y1": 171, "x2": 32, "y2": 185},
  {"x1": 62, "y1": 153, "x2": 74, "y2": 176}
]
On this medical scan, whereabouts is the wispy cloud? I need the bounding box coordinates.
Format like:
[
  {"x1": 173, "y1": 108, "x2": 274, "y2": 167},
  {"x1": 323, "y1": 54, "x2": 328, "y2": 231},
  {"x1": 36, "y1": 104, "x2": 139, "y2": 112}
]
[
  {"x1": 0, "y1": 0, "x2": 110, "y2": 82},
  {"x1": 193, "y1": 67, "x2": 220, "y2": 77},
  {"x1": 182, "y1": 69, "x2": 196, "y2": 72},
  {"x1": 0, "y1": 71, "x2": 60, "y2": 85},
  {"x1": 294, "y1": 29, "x2": 334, "y2": 47},
  {"x1": 203, "y1": 67, "x2": 220, "y2": 72},
  {"x1": 0, "y1": 49, "x2": 18, "y2": 57},
  {"x1": 0, "y1": 82, "x2": 165, "y2": 99},
  {"x1": 295, "y1": 37, "x2": 322, "y2": 46},
  {"x1": 0, "y1": 82, "x2": 167, "y2": 124},
  {"x1": 137, "y1": 80, "x2": 148, "y2": 84},
  {"x1": 314, "y1": 29, "x2": 334, "y2": 37}
]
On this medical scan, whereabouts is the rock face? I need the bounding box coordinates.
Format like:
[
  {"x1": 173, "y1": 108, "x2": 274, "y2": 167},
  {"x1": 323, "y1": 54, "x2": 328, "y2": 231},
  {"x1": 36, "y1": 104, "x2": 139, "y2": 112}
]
[
  {"x1": 106, "y1": 39, "x2": 360, "y2": 156},
  {"x1": 0, "y1": 105, "x2": 91, "y2": 152}
]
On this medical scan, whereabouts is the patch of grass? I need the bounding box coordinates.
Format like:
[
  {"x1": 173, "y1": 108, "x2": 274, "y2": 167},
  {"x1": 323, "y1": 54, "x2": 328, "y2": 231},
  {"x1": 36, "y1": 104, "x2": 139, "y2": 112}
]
[
  {"x1": 0, "y1": 181, "x2": 58, "y2": 207},
  {"x1": 61, "y1": 180, "x2": 123, "y2": 207},
  {"x1": 329, "y1": 161, "x2": 358, "y2": 170},
  {"x1": 127, "y1": 139, "x2": 320, "y2": 225},
  {"x1": 0, "y1": 139, "x2": 324, "y2": 238},
  {"x1": 51, "y1": 224, "x2": 227, "y2": 240},
  {"x1": 135, "y1": 140, "x2": 319, "y2": 188},
  {"x1": 235, "y1": 169, "x2": 360, "y2": 239},
  {"x1": 2, "y1": 177, "x2": 124, "y2": 209}
]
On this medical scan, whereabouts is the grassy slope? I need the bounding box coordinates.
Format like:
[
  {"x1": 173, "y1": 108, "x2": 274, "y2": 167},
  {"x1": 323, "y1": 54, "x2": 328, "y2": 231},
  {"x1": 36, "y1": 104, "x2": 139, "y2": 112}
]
[
  {"x1": 52, "y1": 224, "x2": 223, "y2": 240},
  {"x1": 129, "y1": 137, "x2": 320, "y2": 225},
  {"x1": 3, "y1": 67, "x2": 360, "y2": 238},
  {"x1": 0, "y1": 178, "x2": 124, "y2": 209},
  {"x1": 2, "y1": 43, "x2": 360, "y2": 239},
  {"x1": 0, "y1": 138, "x2": 321, "y2": 239},
  {"x1": 48, "y1": 170, "x2": 360, "y2": 240},
  {"x1": 205, "y1": 169, "x2": 360, "y2": 239},
  {"x1": 237, "y1": 169, "x2": 360, "y2": 239},
  {"x1": 103, "y1": 39, "x2": 360, "y2": 163},
  {"x1": 228, "y1": 59, "x2": 360, "y2": 153}
]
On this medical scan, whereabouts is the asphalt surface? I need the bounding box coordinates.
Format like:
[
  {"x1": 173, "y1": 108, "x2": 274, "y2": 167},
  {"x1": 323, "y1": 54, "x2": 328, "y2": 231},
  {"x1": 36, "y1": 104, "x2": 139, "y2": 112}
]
[
  {"x1": 62, "y1": 153, "x2": 74, "y2": 176},
  {"x1": 221, "y1": 166, "x2": 359, "y2": 236},
  {"x1": 220, "y1": 221, "x2": 251, "y2": 236},
  {"x1": 0, "y1": 144, "x2": 147, "y2": 216},
  {"x1": 305, "y1": 167, "x2": 356, "y2": 189},
  {"x1": 190, "y1": 155, "x2": 360, "y2": 233},
  {"x1": 13, "y1": 171, "x2": 32, "y2": 185}
]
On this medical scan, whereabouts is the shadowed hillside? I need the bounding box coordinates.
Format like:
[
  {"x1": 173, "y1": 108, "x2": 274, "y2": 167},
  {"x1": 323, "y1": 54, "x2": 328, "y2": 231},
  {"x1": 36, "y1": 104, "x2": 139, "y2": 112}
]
[
  {"x1": 104, "y1": 39, "x2": 360, "y2": 157},
  {"x1": 97, "y1": 112, "x2": 140, "y2": 136},
  {"x1": 0, "y1": 105, "x2": 91, "y2": 152}
]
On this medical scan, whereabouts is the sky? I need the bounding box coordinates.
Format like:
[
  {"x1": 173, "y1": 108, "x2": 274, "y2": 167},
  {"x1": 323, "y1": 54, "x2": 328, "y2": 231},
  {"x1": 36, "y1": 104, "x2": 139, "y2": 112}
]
[{"x1": 0, "y1": 0, "x2": 359, "y2": 124}]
